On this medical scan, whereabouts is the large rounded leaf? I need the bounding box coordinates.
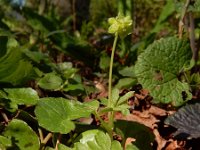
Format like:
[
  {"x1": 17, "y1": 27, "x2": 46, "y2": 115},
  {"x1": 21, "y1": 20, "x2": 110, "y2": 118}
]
[
  {"x1": 135, "y1": 37, "x2": 192, "y2": 106},
  {"x1": 35, "y1": 97, "x2": 99, "y2": 133},
  {"x1": 2, "y1": 119, "x2": 40, "y2": 150}
]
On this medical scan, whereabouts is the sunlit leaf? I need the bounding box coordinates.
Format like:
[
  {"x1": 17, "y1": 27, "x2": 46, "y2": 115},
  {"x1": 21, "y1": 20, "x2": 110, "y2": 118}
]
[
  {"x1": 115, "y1": 78, "x2": 137, "y2": 89},
  {"x1": 135, "y1": 37, "x2": 192, "y2": 106},
  {"x1": 117, "y1": 91, "x2": 134, "y2": 106},
  {"x1": 0, "y1": 135, "x2": 12, "y2": 150},
  {"x1": 35, "y1": 97, "x2": 99, "y2": 133},
  {"x1": 112, "y1": 88, "x2": 119, "y2": 106}
]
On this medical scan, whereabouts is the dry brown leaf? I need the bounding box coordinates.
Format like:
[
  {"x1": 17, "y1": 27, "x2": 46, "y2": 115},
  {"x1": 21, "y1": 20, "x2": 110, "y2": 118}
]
[
  {"x1": 148, "y1": 105, "x2": 167, "y2": 116},
  {"x1": 115, "y1": 110, "x2": 158, "y2": 129},
  {"x1": 153, "y1": 129, "x2": 167, "y2": 150}
]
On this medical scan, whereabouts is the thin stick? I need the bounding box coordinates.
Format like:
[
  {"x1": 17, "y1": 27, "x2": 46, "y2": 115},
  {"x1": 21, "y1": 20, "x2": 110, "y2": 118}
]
[
  {"x1": 55, "y1": 134, "x2": 62, "y2": 150},
  {"x1": 178, "y1": 0, "x2": 190, "y2": 39},
  {"x1": 42, "y1": 133, "x2": 53, "y2": 145},
  {"x1": 188, "y1": 12, "x2": 198, "y2": 62},
  {"x1": 1, "y1": 111, "x2": 9, "y2": 123},
  {"x1": 38, "y1": 128, "x2": 44, "y2": 142}
]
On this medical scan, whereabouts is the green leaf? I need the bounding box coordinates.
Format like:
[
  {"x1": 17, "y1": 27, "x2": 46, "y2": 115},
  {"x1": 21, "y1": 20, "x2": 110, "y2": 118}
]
[
  {"x1": 2, "y1": 119, "x2": 40, "y2": 150},
  {"x1": 57, "y1": 62, "x2": 78, "y2": 79},
  {"x1": 112, "y1": 88, "x2": 120, "y2": 106},
  {"x1": 126, "y1": 144, "x2": 140, "y2": 150},
  {"x1": 119, "y1": 66, "x2": 135, "y2": 77},
  {"x1": 99, "y1": 107, "x2": 113, "y2": 115},
  {"x1": 35, "y1": 98, "x2": 99, "y2": 134},
  {"x1": 114, "y1": 120, "x2": 154, "y2": 150},
  {"x1": 0, "y1": 135, "x2": 12, "y2": 150},
  {"x1": 115, "y1": 78, "x2": 137, "y2": 89},
  {"x1": 37, "y1": 72, "x2": 63, "y2": 90},
  {"x1": 72, "y1": 129, "x2": 122, "y2": 150},
  {"x1": 23, "y1": 50, "x2": 48, "y2": 63},
  {"x1": 194, "y1": 0, "x2": 200, "y2": 12},
  {"x1": 0, "y1": 88, "x2": 39, "y2": 112},
  {"x1": 0, "y1": 43, "x2": 34, "y2": 85},
  {"x1": 63, "y1": 84, "x2": 84, "y2": 92},
  {"x1": 57, "y1": 143, "x2": 72, "y2": 150},
  {"x1": 113, "y1": 104, "x2": 130, "y2": 116},
  {"x1": 111, "y1": 140, "x2": 123, "y2": 150},
  {"x1": 117, "y1": 91, "x2": 134, "y2": 106},
  {"x1": 151, "y1": 0, "x2": 175, "y2": 33},
  {"x1": 45, "y1": 146, "x2": 55, "y2": 150},
  {"x1": 99, "y1": 53, "x2": 110, "y2": 70},
  {"x1": 3, "y1": 88, "x2": 39, "y2": 105},
  {"x1": 135, "y1": 37, "x2": 192, "y2": 106}
]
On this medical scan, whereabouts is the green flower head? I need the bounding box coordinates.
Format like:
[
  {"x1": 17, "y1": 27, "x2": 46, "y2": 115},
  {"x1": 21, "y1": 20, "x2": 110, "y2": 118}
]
[{"x1": 108, "y1": 13, "x2": 133, "y2": 39}]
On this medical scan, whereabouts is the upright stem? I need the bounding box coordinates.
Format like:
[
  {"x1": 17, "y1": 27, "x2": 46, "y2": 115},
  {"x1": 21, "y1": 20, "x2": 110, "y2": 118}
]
[
  {"x1": 108, "y1": 33, "x2": 118, "y2": 107},
  {"x1": 108, "y1": 33, "x2": 118, "y2": 129}
]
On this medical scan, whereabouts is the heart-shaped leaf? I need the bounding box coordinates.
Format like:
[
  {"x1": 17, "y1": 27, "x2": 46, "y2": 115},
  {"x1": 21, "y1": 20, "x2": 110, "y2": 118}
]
[
  {"x1": 135, "y1": 37, "x2": 192, "y2": 106},
  {"x1": 35, "y1": 98, "x2": 99, "y2": 133}
]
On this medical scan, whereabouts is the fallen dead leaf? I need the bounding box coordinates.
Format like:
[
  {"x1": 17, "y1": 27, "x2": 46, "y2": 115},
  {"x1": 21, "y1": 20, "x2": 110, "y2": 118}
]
[
  {"x1": 153, "y1": 128, "x2": 167, "y2": 150},
  {"x1": 115, "y1": 110, "x2": 158, "y2": 129},
  {"x1": 148, "y1": 105, "x2": 167, "y2": 116}
]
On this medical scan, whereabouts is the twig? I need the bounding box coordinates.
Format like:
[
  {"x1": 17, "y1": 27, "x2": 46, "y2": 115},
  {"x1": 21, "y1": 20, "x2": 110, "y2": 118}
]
[
  {"x1": 38, "y1": 128, "x2": 44, "y2": 142},
  {"x1": 1, "y1": 111, "x2": 9, "y2": 123},
  {"x1": 188, "y1": 12, "x2": 198, "y2": 62},
  {"x1": 55, "y1": 134, "x2": 62, "y2": 150},
  {"x1": 178, "y1": 0, "x2": 190, "y2": 39},
  {"x1": 42, "y1": 133, "x2": 53, "y2": 145}
]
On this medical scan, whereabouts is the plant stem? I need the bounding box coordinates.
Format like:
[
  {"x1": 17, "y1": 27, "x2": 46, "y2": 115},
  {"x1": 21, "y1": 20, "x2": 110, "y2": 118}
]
[
  {"x1": 93, "y1": 111, "x2": 113, "y2": 140},
  {"x1": 108, "y1": 33, "x2": 118, "y2": 129}
]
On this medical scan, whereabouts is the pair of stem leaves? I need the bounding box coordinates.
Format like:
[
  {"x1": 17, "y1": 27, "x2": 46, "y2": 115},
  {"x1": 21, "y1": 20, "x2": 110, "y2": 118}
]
[{"x1": 99, "y1": 89, "x2": 134, "y2": 116}]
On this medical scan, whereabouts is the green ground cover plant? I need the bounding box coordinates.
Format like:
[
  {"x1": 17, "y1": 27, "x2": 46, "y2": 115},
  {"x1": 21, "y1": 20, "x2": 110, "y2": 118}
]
[{"x1": 0, "y1": 0, "x2": 200, "y2": 149}]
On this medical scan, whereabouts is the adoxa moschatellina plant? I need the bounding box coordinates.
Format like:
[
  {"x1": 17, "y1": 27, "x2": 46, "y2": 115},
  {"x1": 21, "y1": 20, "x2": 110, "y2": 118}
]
[{"x1": 104, "y1": 13, "x2": 133, "y2": 137}]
